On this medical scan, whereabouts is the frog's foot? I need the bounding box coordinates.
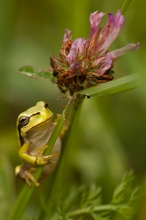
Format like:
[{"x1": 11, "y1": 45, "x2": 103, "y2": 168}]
[
  {"x1": 35, "y1": 152, "x2": 60, "y2": 165},
  {"x1": 15, "y1": 165, "x2": 39, "y2": 187}
]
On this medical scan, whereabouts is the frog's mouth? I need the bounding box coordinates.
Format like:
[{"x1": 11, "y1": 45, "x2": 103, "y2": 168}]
[{"x1": 28, "y1": 115, "x2": 53, "y2": 135}]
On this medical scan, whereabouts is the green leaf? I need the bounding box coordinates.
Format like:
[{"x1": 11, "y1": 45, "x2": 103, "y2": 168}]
[
  {"x1": 78, "y1": 74, "x2": 143, "y2": 98},
  {"x1": 117, "y1": 205, "x2": 133, "y2": 220},
  {"x1": 62, "y1": 172, "x2": 141, "y2": 220},
  {"x1": 80, "y1": 184, "x2": 102, "y2": 208},
  {"x1": 111, "y1": 171, "x2": 134, "y2": 205},
  {"x1": 18, "y1": 65, "x2": 54, "y2": 80}
]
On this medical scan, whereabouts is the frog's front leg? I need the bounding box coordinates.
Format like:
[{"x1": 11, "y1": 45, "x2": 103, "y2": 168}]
[{"x1": 19, "y1": 143, "x2": 59, "y2": 166}]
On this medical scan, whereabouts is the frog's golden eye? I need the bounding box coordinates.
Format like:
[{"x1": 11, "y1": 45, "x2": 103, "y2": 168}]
[{"x1": 19, "y1": 116, "x2": 30, "y2": 126}]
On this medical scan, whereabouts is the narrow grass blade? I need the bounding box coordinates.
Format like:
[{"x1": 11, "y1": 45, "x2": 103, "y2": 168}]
[{"x1": 78, "y1": 74, "x2": 143, "y2": 98}]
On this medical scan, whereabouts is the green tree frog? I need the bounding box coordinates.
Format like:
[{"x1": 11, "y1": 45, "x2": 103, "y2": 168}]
[{"x1": 15, "y1": 101, "x2": 61, "y2": 186}]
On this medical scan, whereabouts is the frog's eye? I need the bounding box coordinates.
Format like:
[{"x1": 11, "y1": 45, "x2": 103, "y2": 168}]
[
  {"x1": 19, "y1": 116, "x2": 30, "y2": 126},
  {"x1": 44, "y1": 103, "x2": 49, "y2": 109}
]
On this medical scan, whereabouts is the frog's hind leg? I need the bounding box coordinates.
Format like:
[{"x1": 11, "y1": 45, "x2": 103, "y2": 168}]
[{"x1": 15, "y1": 165, "x2": 39, "y2": 187}]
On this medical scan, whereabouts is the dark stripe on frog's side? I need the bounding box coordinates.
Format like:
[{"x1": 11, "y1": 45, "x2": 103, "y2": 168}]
[
  {"x1": 18, "y1": 124, "x2": 25, "y2": 146},
  {"x1": 18, "y1": 112, "x2": 40, "y2": 147}
]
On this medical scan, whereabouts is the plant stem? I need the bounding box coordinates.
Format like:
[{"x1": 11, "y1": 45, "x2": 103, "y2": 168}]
[
  {"x1": 45, "y1": 113, "x2": 65, "y2": 155},
  {"x1": 7, "y1": 184, "x2": 35, "y2": 220},
  {"x1": 120, "y1": 0, "x2": 133, "y2": 14},
  {"x1": 38, "y1": 94, "x2": 85, "y2": 220}
]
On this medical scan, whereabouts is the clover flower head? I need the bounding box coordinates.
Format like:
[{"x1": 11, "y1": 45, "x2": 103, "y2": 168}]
[{"x1": 51, "y1": 9, "x2": 140, "y2": 96}]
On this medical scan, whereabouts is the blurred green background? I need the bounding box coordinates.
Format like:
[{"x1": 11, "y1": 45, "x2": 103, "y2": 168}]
[{"x1": 0, "y1": 0, "x2": 146, "y2": 219}]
